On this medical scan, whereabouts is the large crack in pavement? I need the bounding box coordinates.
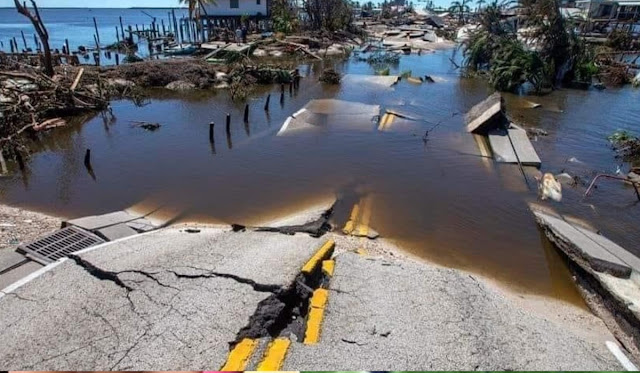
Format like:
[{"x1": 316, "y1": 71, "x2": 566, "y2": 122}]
[{"x1": 68, "y1": 255, "x2": 281, "y2": 294}]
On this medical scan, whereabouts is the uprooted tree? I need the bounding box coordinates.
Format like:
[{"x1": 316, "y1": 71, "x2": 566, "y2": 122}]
[{"x1": 14, "y1": 0, "x2": 54, "y2": 77}]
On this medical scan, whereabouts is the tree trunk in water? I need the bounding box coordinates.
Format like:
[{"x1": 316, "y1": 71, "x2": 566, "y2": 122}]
[{"x1": 14, "y1": 0, "x2": 54, "y2": 77}]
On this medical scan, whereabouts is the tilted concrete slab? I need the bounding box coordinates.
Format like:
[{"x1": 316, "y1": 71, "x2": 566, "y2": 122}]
[
  {"x1": 284, "y1": 252, "x2": 619, "y2": 370},
  {"x1": 574, "y1": 226, "x2": 640, "y2": 273},
  {"x1": 488, "y1": 127, "x2": 541, "y2": 167},
  {"x1": 465, "y1": 92, "x2": 504, "y2": 133},
  {"x1": 0, "y1": 227, "x2": 323, "y2": 370},
  {"x1": 533, "y1": 210, "x2": 631, "y2": 278}
]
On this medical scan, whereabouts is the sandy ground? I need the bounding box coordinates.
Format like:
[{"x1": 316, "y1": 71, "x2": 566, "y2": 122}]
[{"x1": 0, "y1": 204, "x2": 61, "y2": 252}]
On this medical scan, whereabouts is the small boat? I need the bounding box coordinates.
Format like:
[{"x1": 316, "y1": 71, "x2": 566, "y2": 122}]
[
  {"x1": 385, "y1": 30, "x2": 402, "y2": 36},
  {"x1": 165, "y1": 44, "x2": 197, "y2": 56}
]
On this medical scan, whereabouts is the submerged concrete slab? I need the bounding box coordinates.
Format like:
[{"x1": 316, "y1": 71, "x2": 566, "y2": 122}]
[
  {"x1": 278, "y1": 99, "x2": 380, "y2": 136},
  {"x1": 342, "y1": 74, "x2": 400, "y2": 88},
  {"x1": 0, "y1": 227, "x2": 324, "y2": 370},
  {"x1": 466, "y1": 92, "x2": 504, "y2": 133},
  {"x1": 284, "y1": 252, "x2": 619, "y2": 370},
  {"x1": 488, "y1": 127, "x2": 541, "y2": 167},
  {"x1": 533, "y1": 210, "x2": 631, "y2": 278}
]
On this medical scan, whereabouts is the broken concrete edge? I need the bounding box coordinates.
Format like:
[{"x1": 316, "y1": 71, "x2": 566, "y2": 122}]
[
  {"x1": 232, "y1": 201, "x2": 336, "y2": 238},
  {"x1": 569, "y1": 253, "x2": 640, "y2": 364},
  {"x1": 0, "y1": 229, "x2": 161, "y2": 299},
  {"x1": 529, "y1": 205, "x2": 640, "y2": 363},
  {"x1": 530, "y1": 209, "x2": 630, "y2": 278}
]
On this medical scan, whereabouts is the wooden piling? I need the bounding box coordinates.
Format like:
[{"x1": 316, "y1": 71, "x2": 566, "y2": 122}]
[
  {"x1": 264, "y1": 94, "x2": 271, "y2": 111},
  {"x1": 84, "y1": 149, "x2": 92, "y2": 168},
  {"x1": 14, "y1": 148, "x2": 24, "y2": 171},
  {"x1": 20, "y1": 30, "x2": 27, "y2": 50},
  {"x1": 161, "y1": 20, "x2": 166, "y2": 35},
  {"x1": 280, "y1": 91, "x2": 285, "y2": 105},
  {"x1": 244, "y1": 104, "x2": 249, "y2": 123},
  {"x1": 209, "y1": 122, "x2": 215, "y2": 142},
  {"x1": 115, "y1": 53, "x2": 120, "y2": 65},
  {"x1": 13, "y1": 37, "x2": 18, "y2": 52},
  {"x1": 289, "y1": 82, "x2": 293, "y2": 96},
  {"x1": 93, "y1": 17, "x2": 101, "y2": 46},
  {"x1": 9, "y1": 39, "x2": 14, "y2": 54},
  {"x1": 119, "y1": 16, "x2": 125, "y2": 40},
  {"x1": 226, "y1": 113, "x2": 231, "y2": 132},
  {"x1": 65, "y1": 38, "x2": 70, "y2": 55},
  {"x1": 127, "y1": 25, "x2": 133, "y2": 44},
  {"x1": 281, "y1": 83, "x2": 285, "y2": 93}
]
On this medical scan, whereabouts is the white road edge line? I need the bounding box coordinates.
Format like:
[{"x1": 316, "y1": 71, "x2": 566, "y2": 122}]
[
  {"x1": 0, "y1": 229, "x2": 161, "y2": 299},
  {"x1": 607, "y1": 340, "x2": 639, "y2": 371},
  {"x1": 0, "y1": 258, "x2": 67, "y2": 299}
]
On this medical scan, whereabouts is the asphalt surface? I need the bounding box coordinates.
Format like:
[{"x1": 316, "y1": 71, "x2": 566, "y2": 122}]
[
  {"x1": 0, "y1": 223, "x2": 626, "y2": 370},
  {"x1": 0, "y1": 227, "x2": 323, "y2": 370},
  {"x1": 284, "y1": 251, "x2": 622, "y2": 370}
]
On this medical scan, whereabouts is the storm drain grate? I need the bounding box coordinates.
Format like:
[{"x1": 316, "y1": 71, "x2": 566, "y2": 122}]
[{"x1": 18, "y1": 226, "x2": 106, "y2": 265}]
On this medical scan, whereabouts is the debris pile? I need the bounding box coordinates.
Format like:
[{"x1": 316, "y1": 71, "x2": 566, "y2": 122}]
[
  {"x1": 608, "y1": 130, "x2": 640, "y2": 164},
  {"x1": 0, "y1": 67, "x2": 109, "y2": 153},
  {"x1": 319, "y1": 69, "x2": 341, "y2": 84}
]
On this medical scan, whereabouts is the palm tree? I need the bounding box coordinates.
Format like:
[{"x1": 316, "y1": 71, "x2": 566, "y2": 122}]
[
  {"x1": 449, "y1": 0, "x2": 470, "y2": 24},
  {"x1": 181, "y1": 0, "x2": 217, "y2": 20}
]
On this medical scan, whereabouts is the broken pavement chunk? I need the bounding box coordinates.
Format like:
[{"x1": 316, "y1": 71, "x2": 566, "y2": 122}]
[
  {"x1": 488, "y1": 126, "x2": 541, "y2": 167},
  {"x1": 465, "y1": 92, "x2": 504, "y2": 133},
  {"x1": 531, "y1": 208, "x2": 632, "y2": 278}
]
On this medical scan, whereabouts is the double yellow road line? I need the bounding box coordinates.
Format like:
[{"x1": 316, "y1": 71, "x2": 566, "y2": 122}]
[{"x1": 220, "y1": 240, "x2": 337, "y2": 370}]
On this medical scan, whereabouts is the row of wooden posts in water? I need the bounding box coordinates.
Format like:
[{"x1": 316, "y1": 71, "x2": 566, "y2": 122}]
[
  {"x1": 2, "y1": 9, "x2": 214, "y2": 67},
  {"x1": 49, "y1": 80, "x2": 300, "y2": 181}
]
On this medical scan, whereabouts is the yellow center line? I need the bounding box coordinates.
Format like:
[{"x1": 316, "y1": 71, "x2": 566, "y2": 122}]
[
  {"x1": 256, "y1": 337, "x2": 291, "y2": 371},
  {"x1": 342, "y1": 203, "x2": 360, "y2": 234},
  {"x1": 220, "y1": 338, "x2": 258, "y2": 371},
  {"x1": 304, "y1": 288, "x2": 330, "y2": 344},
  {"x1": 301, "y1": 240, "x2": 336, "y2": 275},
  {"x1": 322, "y1": 259, "x2": 335, "y2": 277}
]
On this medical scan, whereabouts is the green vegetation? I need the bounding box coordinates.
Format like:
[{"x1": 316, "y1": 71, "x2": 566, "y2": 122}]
[{"x1": 461, "y1": 0, "x2": 597, "y2": 92}]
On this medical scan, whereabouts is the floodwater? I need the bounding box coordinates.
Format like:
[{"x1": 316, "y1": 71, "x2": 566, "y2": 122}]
[{"x1": 2, "y1": 49, "x2": 639, "y2": 304}]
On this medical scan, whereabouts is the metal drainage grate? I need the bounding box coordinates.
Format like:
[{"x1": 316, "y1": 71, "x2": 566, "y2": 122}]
[{"x1": 18, "y1": 226, "x2": 105, "y2": 265}]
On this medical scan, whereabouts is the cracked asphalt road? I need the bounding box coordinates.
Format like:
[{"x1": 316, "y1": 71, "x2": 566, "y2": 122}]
[
  {"x1": 0, "y1": 227, "x2": 323, "y2": 370},
  {"x1": 0, "y1": 225, "x2": 627, "y2": 370},
  {"x1": 284, "y1": 252, "x2": 622, "y2": 370}
]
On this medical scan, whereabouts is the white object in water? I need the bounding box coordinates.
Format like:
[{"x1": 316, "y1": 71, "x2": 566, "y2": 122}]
[{"x1": 536, "y1": 172, "x2": 562, "y2": 202}]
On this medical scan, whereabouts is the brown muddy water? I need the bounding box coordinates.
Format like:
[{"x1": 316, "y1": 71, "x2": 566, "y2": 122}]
[{"x1": 1, "y1": 50, "x2": 639, "y2": 304}]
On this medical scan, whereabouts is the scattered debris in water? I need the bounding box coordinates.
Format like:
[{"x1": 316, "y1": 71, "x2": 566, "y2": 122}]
[{"x1": 131, "y1": 121, "x2": 161, "y2": 131}]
